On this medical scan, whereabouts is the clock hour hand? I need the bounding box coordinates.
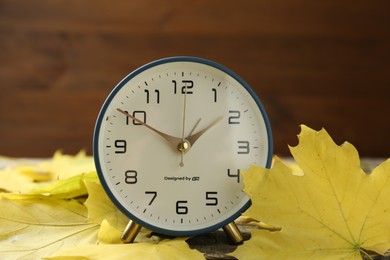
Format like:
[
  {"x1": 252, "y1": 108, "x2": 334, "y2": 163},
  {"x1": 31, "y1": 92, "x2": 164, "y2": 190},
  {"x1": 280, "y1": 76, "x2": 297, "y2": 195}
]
[
  {"x1": 186, "y1": 116, "x2": 223, "y2": 147},
  {"x1": 117, "y1": 109, "x2": 182, "y2": 150}
]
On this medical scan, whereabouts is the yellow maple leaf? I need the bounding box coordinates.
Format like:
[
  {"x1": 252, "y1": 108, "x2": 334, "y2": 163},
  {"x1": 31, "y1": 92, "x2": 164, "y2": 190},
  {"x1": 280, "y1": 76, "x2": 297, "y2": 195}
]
[
  {"x1": 0, "y1": 151, "x2": 95, "y2": 193},
  {"x1": 97, "y1": 219, "x2": 125, "y2": 244},
  {"x1": 29, "y1": 171, "x2": 98, "y2": 199},
  {"x1": 232, "y1": 125, "x2": 390, "y2": 259},
  {"x1": 84, "y1": 180, "x2": 129, "y2": 231},
  {"x1": 47, "y1": 150, "x2": 95, "y2": 180},
  {"x1": 0, "y1": 194, "x2": 99, "y2": 259},
  {"x1": 45, "y1": 238, "x2": 204, "y2": 260}
]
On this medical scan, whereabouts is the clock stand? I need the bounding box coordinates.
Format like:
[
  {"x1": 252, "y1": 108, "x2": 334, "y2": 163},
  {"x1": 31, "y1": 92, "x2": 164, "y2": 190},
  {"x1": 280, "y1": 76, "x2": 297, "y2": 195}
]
[{"x1": 121, "y1": 220, "x2": 244, "y2": 244}]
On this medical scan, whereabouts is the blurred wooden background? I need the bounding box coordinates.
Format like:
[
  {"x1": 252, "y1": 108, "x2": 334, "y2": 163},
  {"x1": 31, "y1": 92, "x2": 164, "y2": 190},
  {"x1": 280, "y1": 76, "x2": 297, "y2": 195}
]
[{"x1": 0, "y1": 0, "x2": 389, "y2": 158}]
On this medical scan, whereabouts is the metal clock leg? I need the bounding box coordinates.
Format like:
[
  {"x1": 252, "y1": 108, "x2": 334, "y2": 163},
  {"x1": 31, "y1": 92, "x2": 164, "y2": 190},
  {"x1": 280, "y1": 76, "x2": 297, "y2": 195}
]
[
  {"x1": 223, "y1": 221, "x2": 243, "y2": 245},
  {"x1": 121, "y1": 220, "x2": 142, "y2": 243}
]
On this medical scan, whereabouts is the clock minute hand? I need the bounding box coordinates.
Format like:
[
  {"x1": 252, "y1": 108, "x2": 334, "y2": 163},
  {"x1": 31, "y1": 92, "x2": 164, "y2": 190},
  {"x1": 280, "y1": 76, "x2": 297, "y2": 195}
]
[
  {"x1": 117, "y1": 109, "x2": 182, "y2": 149},
  {"x1": 186, "y1": 116, "x2": 223, "y2": 147}
]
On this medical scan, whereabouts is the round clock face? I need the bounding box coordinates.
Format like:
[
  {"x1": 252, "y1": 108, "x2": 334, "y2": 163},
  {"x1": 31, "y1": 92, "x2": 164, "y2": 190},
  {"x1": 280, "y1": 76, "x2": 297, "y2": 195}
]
[{"x1": 94, "y1": 57, "x2": 272, "y2": 236}]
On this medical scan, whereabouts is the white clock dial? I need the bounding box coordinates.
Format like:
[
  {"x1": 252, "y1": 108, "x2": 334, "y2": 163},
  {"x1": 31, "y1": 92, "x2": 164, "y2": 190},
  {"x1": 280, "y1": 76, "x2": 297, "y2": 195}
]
[{"x1": 94, "y1": 57, "x2": 272, "y2": 236}]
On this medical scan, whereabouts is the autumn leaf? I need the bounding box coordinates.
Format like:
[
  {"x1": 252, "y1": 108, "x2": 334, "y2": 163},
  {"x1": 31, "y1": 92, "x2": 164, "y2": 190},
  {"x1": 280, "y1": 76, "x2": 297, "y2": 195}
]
[
  {"x1": 0, "y1": 193, "x2": 99, "y2": 259},
  {"x1": 0, "y1": 151, "x2": 95, "y2": 193},
  {"x1": 84, "y1": 180, "x2": 129, "y2": 231},
  {"x1": 0, "y1": 163, "x2": 49, "y2": 193},
  {"x1": 0, "y1": 152, "x2": 99, "y2": 259},
  {"x1": 97, "y1": 219, "x2": 124, "y2": 244},
  {"x1": 40, "y1": 150, "x2": 96, "y2": 180},
  {"x1": 45, "y1": 238, "x2": 205, "y2": 260},
  {"x1": 29, "y1": 171, "x2": 99, "y2": 199},
  {"x1": 232, "y1": 125, "x2": 390, "y2": 259}
]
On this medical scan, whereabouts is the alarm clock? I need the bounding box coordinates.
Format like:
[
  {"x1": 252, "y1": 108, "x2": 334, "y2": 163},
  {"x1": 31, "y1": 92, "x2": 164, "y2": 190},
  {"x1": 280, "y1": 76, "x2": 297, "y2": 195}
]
[{"x1": 93, "y1": 56, "x2": 272, "y2": 244}]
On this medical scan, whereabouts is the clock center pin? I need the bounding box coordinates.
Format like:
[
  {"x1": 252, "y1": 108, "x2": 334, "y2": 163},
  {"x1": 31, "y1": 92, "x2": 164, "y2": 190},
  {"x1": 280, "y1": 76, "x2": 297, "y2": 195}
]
[{"x1": 177, "y1": 139, "x2": 191, "y2": 152}]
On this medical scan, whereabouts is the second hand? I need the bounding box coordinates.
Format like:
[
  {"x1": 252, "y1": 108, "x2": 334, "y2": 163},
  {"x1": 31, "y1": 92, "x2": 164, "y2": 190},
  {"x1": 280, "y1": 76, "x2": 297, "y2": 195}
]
[{"x1": 179, "y1": 83, "x2": 188, "y2": 167}]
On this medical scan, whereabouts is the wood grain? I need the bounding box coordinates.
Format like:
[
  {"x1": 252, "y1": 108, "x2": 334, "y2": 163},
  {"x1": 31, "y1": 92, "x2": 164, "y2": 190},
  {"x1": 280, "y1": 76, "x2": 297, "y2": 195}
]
[{"x1": 0, "y1": 0, "x2": 389, "y2": 157}]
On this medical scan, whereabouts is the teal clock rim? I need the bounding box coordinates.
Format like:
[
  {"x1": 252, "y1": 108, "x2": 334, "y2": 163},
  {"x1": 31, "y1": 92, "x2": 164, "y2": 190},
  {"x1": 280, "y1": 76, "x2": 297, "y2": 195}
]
[{"x1": 93, "y1": 56, "x2": 273, "y2": 237}]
